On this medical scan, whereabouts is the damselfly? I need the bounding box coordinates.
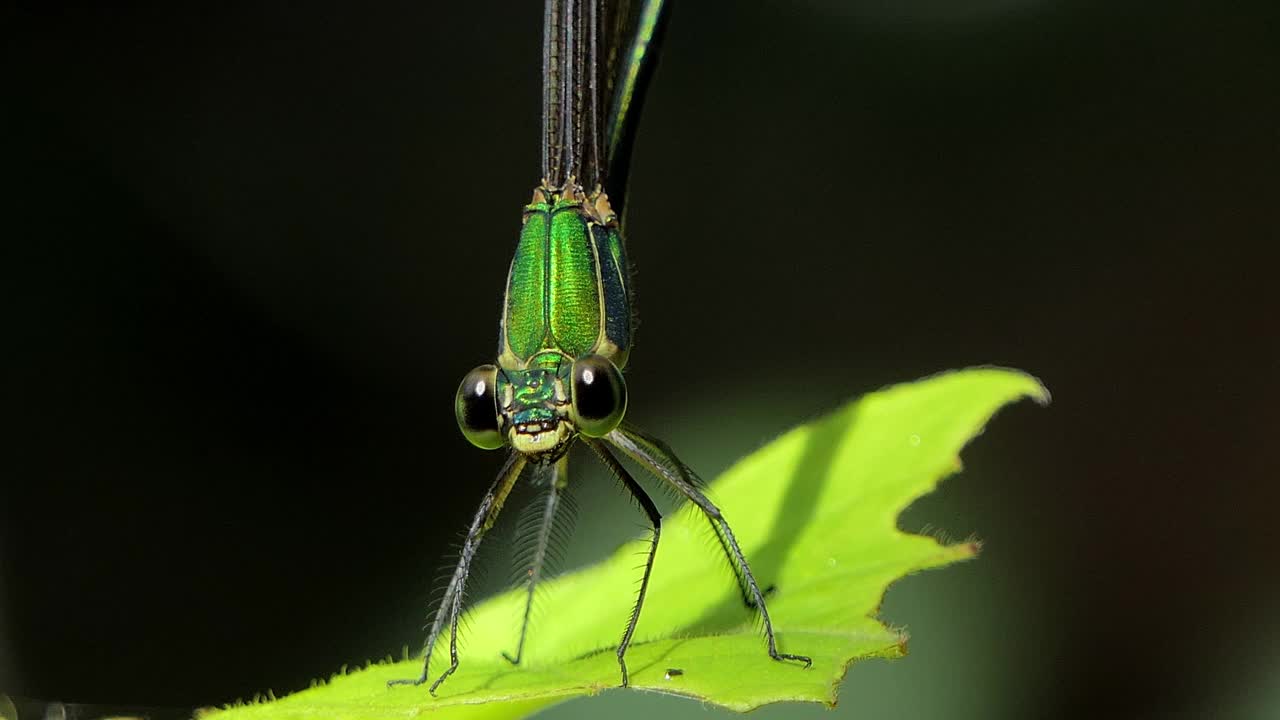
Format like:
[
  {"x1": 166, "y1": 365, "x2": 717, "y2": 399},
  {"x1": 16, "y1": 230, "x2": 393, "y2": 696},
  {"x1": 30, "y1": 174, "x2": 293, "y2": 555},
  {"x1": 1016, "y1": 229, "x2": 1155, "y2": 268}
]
[{"x1": 390, "y1": 0, "x2": 811, "y2": 695}]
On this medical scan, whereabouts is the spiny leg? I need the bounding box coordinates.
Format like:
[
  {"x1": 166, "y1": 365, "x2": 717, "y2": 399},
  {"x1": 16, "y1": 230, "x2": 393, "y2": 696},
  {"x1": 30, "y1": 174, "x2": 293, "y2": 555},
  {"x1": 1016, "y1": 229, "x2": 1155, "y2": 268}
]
[
  {"x1": 600, "y1": 425, "x2": 755, "y2": 608},
  {"x1": 388, "y1": 452, "x2": 527, "y2": 694},
  {"x1": 704, "y1": 492, "x2": 764, "y2": 609},
  {"x1": 586, "y1": 438, "x2": 662, "y2": 687},
  {"x1": 607, "y1": 425, "x2": 812, "y2": 668},
  {"x1": 503, "y1": 455, "x2": 567, "y2": 665}
]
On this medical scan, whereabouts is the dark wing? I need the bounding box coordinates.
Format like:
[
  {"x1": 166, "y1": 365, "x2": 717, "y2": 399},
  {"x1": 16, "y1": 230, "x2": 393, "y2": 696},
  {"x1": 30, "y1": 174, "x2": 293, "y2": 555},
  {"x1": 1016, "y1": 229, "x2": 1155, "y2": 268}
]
[
  {"x1": 542, "y1": 0, "x2": 669, "y2": 216},
  {"x1": 602, "y1": 0, "x2": 668, "y2": 216},
  {"x1": 541, "y1": 0, "x2": 601, "y2": 190}
]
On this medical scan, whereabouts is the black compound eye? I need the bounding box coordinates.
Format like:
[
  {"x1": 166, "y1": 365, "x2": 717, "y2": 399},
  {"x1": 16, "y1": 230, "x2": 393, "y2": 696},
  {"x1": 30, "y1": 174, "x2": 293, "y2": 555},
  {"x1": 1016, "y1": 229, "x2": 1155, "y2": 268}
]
[
  {"x1": 455, "y1": 365, "x2": 503, "y2": 449},
  {"x1": 570, "y1": 355, "x2": 627, "y2": 437}
]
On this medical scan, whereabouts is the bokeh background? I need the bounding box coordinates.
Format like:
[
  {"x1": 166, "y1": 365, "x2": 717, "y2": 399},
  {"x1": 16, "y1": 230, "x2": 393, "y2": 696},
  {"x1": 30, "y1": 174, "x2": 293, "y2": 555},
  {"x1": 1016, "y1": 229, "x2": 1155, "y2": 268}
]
[{"x1": 4, "y1": 1, "x2": 1278, "y2": 718}]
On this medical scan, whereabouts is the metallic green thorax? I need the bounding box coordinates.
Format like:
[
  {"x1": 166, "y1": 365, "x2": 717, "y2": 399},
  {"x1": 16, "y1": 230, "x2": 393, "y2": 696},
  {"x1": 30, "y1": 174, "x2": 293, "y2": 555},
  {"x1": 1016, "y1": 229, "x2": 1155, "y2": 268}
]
[
  {"x1": 495, "y1": 183, "x2": 631, "y2": 460},
  {"x1": 499, "y1": 184, "x2": 631, "y2": 371}
]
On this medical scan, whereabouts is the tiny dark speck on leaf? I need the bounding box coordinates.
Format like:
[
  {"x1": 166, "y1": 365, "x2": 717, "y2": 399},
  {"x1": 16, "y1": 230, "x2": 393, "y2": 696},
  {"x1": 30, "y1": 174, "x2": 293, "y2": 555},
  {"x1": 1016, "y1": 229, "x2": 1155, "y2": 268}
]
[{"x1": 664, "y1": 668, "x2": 684, "y2": 680}]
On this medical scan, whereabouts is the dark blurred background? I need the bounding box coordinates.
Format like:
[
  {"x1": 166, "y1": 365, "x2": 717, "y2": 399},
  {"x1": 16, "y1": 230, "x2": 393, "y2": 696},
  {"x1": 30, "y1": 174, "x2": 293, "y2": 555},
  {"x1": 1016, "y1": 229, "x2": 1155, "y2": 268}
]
[{"x1": 3, "y1": 1, "x2": 1278, "y2": 718}]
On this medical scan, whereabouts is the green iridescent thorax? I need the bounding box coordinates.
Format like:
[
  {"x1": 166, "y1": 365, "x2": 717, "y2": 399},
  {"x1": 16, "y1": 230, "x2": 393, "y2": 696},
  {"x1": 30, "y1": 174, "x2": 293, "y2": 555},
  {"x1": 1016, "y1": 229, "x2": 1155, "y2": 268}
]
[
  {"x1": 499, "y1": 183, "x2": 632, "y2": 372},
  {"x1": 495, "y1": 182, "x2": 632, "y2": 460},
  {"x1": 494, "y1": 351, "x2": 574, "y2": 460}
]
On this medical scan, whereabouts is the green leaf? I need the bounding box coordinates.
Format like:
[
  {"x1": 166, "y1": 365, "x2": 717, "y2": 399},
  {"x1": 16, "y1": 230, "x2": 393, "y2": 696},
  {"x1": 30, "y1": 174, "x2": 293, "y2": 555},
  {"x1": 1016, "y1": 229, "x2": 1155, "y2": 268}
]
[{"x1": 201, "y1": 367, "x2": 1046, "y2": 720}]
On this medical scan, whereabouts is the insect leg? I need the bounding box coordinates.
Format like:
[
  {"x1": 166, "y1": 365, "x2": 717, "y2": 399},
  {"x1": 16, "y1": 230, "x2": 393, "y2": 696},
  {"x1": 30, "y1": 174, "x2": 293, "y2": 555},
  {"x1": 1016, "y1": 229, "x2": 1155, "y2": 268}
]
[
  {"x1": 503, "y1": 455, "x2": 567, "y2": 665},
  {"x1": 388, "y1": 452, "x2": 527, "y2": 694},
  {"x1": 607, "y1": 425, "x2": 811, "y2": 668},
  {"x1": 586, "y1": 438, "x2": 661, "y2": 687}
]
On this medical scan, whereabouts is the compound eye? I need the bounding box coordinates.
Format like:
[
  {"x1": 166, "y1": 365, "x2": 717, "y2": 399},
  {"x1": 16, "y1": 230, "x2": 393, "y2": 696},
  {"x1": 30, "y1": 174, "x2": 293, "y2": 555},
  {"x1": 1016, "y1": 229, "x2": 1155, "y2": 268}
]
[
  {"x1": 570, "y1": 355, "x2": 627, "y2": 437},
  {"x1": 455, "y1": 365, "x2": 503, "y2": 449}
]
